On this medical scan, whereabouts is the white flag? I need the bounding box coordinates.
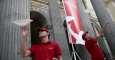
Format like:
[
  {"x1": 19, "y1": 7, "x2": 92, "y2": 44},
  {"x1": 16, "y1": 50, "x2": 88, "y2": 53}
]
[{"x1": 12, "y1": 19, "x2": 33, "y2": 26}]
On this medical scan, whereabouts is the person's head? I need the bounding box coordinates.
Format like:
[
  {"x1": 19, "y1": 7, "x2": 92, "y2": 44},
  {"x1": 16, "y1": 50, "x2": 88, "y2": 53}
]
[
  {"x1": 36, "y1": 27, "x2": 50, "y2": 39},
  {"x1": 82, "y1": 31, "x2": 91, "y2": 41}
]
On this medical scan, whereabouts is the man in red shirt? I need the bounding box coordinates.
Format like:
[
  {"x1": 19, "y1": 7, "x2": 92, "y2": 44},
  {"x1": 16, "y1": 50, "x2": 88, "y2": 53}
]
[
  {"x1": 82, "y1": 21, "x2": 110, "y2": 60},
  {"x1": 82, "y1": 31, "x2": 104, "y2": 60},
  {"x1": 20, "y1": 27, "x2": 62, "y2": 60}
]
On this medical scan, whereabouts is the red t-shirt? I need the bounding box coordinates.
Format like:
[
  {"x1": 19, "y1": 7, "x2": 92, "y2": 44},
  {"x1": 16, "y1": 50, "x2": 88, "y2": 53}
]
[
  {"x1": 29, "y1": 41, "x2": 62, "y2": 60},
  {"x1": 85, "y1": 38, "x2": 104, "y2": 60}
]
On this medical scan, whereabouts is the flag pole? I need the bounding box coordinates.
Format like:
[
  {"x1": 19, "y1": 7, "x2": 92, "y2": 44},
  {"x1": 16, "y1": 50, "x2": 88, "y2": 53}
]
[
  {"x1": 67, "y1": 27, "x2": 81, "y2": 60},
  {"x1": 62, "y1": 0, "x2": 82, "y2": 60},
  {"x1": 70, "y1": 36, "x2": 81, "y2": 60}
]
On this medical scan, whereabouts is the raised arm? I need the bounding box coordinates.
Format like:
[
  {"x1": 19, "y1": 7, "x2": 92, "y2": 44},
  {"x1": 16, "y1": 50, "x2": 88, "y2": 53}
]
[
  {"x1": 93, "y1": 21, "x2": 110, "y2": 40},
  {"x1": 20, "y1": 26, "x2": 31, "y2": 57}
]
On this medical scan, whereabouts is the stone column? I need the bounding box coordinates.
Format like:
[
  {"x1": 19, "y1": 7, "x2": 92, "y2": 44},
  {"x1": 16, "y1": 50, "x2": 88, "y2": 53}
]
[
  {"x1": 78, "y1": 0, "x2": 95, "y2": 36},
  {"x1": 105, "y1": 1, "x2": 115, "y2": 22},
  {"x1": 48, "y1": 0, "x2": 71, "y2": 60},
  {"x1": 75, "y1": 0, "x2": 96, "y2": 60},
  {"x1": 0, "y1": 0, "x2": 31, "y2": 60},
  {"x1": 90, "y1": 0, "x2": 115, "y2": 58}
]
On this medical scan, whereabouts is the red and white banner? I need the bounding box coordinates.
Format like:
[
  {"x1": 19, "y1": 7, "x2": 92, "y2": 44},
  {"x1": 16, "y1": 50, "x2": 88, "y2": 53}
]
[{"x1": 63, "y1": 0, "x2": 85, "y2": 45}]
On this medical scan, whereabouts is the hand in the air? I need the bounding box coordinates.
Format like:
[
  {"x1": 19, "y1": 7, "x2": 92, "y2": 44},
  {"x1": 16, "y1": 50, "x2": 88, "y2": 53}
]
[
  {"x1": 21, "y1": 26, "x2": 29, "y2": 37},
  {"x1": 100, "y1": 21, "x2": 111, "y2": 33}
]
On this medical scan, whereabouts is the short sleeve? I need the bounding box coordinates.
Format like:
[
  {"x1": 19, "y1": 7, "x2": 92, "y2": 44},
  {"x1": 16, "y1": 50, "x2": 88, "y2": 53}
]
[
  {"x1": 89, "y1": 39, "x2": 97, "y2": 45},
  {"x1": 54, "y1": 43, "x2": 62, "y2": 57},
  {"x1": 28, "y1": 45, "x2": 36, "y2": 56},
  {"x1": 85, "y1": 39, "x2": 97, "y2": 48}
]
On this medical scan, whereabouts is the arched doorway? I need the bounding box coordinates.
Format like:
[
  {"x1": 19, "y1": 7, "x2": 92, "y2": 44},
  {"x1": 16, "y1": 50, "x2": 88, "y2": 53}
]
[{"x1": 30, "y1": 11, "x2": 48, "y2": 44}]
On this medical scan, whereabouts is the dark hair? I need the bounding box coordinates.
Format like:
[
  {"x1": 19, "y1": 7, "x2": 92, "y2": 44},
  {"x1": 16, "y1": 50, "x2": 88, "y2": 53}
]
[{"x1": 82, "y1": 31, "x2": 88, "y2": 40}]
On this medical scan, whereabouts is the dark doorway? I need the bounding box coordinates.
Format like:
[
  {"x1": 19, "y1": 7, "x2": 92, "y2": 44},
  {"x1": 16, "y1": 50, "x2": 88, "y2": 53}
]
[{"x1": 30, "y1": 11, "x2": 48, "y2": 45}]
